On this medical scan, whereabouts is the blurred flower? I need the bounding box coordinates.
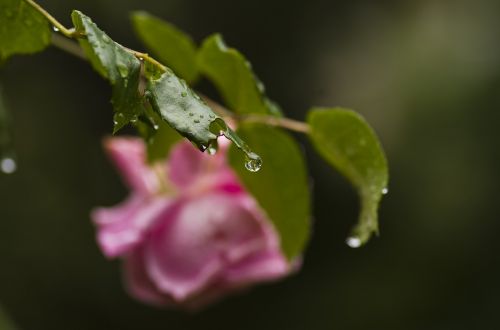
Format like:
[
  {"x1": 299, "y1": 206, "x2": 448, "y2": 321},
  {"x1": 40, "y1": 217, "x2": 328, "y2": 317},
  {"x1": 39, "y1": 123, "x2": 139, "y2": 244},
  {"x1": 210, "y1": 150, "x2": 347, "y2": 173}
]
[{"x1": 91, "y1": 137, "x2": 293, "y2": 308}]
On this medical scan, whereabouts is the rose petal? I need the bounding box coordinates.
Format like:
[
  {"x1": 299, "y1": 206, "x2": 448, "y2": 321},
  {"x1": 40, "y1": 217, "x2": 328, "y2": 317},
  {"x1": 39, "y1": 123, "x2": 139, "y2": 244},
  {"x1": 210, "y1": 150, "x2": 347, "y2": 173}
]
[
  {"x1": 144, "y1": 193, "x2": 270, "y2": 301},
  {"x1": 92, "y1": 194, "x2": 174, "y2": 258},
  {"x1": 123, "y1": 247, "x2": 175, "y2": 306},
  {"x1": 104, "y1": 137, "x2": 159, "y2": 194},
  {"x1": 222, "y1": 249, "x2": 290, "y2": 285},
  {"x1": 167, "y1": 141, "x2": 243, "y2": 195}
]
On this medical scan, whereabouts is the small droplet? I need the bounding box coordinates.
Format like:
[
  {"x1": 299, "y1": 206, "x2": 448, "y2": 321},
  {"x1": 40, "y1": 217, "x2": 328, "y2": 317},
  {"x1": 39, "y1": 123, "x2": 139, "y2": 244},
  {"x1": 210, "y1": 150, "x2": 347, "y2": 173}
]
[
  {"x1": 181, "y1": 91, "x2": 187, "y2": 97},
  {"x1": 1, "y1": 157, "x2": 17, "y2": 174},
  {"x1": 208, "y1": 145, "x2": 217, "y2": 155},
  {"x1": 244, "y1": 152, "x2": 262, "y2": 172},
  {"x1": 382, "y1": 187, "x2": 389, "y2": 195},
  {"x1": 117, "y1": 64, "x2": 128, "y2": 78},
  {"x1": 52, "y1": 26, "x2": 60, "y2": 32},
  {"x1": 130, "y1": 117, "x2": 138, "y2": 123},
  {"x1": 194, "y1": 119, "x2": 200, "y2": 123},
  {"x1": 153, "y1": 124, "x2": 159, "y2": 130},
  {"x1": 346, "y1": 237, "x2": 361, "y2": 248}
]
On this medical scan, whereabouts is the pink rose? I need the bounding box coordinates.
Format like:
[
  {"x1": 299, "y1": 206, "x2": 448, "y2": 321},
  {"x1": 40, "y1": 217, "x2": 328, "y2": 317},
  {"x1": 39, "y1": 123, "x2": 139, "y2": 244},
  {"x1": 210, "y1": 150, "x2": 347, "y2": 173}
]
[{"x1": 91, "y1": 137, "x2": 293, "y2": 308}]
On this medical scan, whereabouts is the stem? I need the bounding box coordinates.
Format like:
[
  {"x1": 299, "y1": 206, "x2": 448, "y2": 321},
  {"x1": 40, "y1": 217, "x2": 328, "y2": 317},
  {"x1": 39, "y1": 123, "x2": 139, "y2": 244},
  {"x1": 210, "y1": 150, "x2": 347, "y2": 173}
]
[
  {"x1": 24, "y1": 0, "x2": 77, "y2": 38},
  {"x1": 202, "y1": 96, "x2": 309, "y2": 133},
  {"x1": 32, "y1": 0, "x2": 310, "y2": 134}
]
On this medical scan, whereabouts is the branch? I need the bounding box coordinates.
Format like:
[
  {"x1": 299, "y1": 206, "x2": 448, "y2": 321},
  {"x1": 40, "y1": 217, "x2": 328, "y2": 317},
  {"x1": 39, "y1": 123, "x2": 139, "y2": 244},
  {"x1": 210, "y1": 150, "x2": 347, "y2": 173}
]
[{"x1": 36, "y1": 0, "x2": 310, "y2": 134}]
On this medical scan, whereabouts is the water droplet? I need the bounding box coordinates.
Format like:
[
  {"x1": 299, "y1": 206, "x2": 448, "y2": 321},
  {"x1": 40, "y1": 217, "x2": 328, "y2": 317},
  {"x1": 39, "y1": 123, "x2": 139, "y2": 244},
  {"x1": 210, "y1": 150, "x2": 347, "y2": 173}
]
[
  {"x1": 1, "y1": 157, "x2": 17, "y2": 174},
  {"x1": 382, "y1": 187, "x2": 389, "y2": 195},
  {"x1": 194, "y1": 119, "x2": 200, "y2": 123},
  {"x1": 102, "y1": 34, "x2": 111, "y2": 43},
  {"x1": 208, "y1": 145, "x2": 217, "y2": 155},
  {"x1": 181, "y1": 91, "x2": 187, "y2": 97},
  {"x1": 52, "y1": 26, "x2": 60, "y2": 32},
  {"x1": 130, "y1": 117, "x2": 138, "y2": 123},
  {"x1": 117, "y1": 64, "x2": 128, "y2": 78},
  {"x1": 153, "y1": 124, "x2": 159, "y2": 130},
  {"x1": 346, "y1": 237, "x2": 361, "y2": 248},
  {"x1": 244, "y1": 152, "x2": 262, "y2": 172}
]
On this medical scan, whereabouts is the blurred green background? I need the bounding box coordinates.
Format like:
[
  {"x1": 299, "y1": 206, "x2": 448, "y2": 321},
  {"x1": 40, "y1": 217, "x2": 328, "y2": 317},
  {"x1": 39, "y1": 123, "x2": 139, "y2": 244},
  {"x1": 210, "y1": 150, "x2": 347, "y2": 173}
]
[{"x1": 1, "y1": 0, "x2": 500, "y2": 329}]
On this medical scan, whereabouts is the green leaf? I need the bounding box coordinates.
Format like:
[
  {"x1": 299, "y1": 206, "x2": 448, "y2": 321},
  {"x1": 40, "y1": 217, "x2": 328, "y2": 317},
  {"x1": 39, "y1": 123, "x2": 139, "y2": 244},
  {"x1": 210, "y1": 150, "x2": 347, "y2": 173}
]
[
  {"x1": 131, "y1": 11, "x2": 199, "y2": 84},
  {"x1": 0, "y1": 0, "x2": 51, "y2": 62},
  {"x1": 145, "y1": 69, "x2": 256, "y2": 162},
  {"x1": 197, "y1": 34, "x2": 281, "y2": 116},
  {"x1": 228, "y1": 124, "x2": 311, "y2": 260},
  {"x1": 71, "y1": 10, "x2": 145, "y2": 132},
  {"x1": 307, "y1": 108, "x2": 389, "y2": 247}
]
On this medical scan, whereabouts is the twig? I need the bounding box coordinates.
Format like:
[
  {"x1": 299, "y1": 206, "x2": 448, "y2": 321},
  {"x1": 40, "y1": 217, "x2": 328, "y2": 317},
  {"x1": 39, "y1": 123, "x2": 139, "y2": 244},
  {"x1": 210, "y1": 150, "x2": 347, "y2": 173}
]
[{"x1": 35, "y1": 0, "x2": 310, "y2": 134}]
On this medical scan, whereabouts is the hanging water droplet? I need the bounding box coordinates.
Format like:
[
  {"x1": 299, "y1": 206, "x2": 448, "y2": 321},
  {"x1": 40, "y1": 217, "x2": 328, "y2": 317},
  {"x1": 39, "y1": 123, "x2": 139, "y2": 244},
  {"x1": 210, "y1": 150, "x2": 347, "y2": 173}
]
[
  {"x1": 1, "y1": 157, "x2": 17, "y2": 174},
  {"x1": 208, "y1": 145, "x2": 217, "y2": 155},
  {"x1": 52, "y1": 26, "x2": 60, "y2": 32},
  {"x1": 382, "y1": 187, "x2": 389, "y2": 195},
  {"x1": 117, "y1": 64, "x2": 128, "y2": 78},
  {"x1": 180, "y1": 91, "x2": 187, "y2": 97},
  {"x1": 346, "y1": 237, "x2": 361, "y2": 248},
  {"x1": 244, "y1": 152, "x2": 262, "y2": 172}
]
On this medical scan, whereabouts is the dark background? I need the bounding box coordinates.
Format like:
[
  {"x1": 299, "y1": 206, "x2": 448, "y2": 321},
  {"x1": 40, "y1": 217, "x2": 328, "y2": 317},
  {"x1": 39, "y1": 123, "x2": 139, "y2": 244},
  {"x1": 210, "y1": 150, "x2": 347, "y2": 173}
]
[{"x1": 1, "y1": 0, "x2": 500, "y2": 329}]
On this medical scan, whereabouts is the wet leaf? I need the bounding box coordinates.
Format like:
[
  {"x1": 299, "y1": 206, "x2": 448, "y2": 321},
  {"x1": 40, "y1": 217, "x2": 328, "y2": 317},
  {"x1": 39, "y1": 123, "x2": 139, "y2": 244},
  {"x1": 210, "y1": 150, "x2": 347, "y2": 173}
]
[
  {"x1": 71, "y1": 10, "x2": 145, "y2": 132},
  {"x1": 308, "y1": 108, "x2": 388, "y2": 246},
  {"x1": 146, "y1": 69, "x2": 254, "y2": 160}
]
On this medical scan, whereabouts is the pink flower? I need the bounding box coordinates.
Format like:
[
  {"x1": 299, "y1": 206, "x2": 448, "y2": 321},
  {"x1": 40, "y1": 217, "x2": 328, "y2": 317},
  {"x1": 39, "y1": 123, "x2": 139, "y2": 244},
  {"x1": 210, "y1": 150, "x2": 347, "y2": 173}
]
[{"x1": 91, "y1": 137, "x2": 294, "y2": 308}]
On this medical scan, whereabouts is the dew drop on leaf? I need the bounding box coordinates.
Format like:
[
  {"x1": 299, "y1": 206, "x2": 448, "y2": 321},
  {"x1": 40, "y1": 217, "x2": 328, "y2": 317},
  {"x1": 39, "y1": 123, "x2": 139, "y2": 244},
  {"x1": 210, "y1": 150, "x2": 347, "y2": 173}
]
[
  {"x1": 382, "y1": 187, "x2": 389, "y2": 195},
  {"x1": 102, "y1": 34, "x2": 111, "y2": 44},
  {"x1": 117, "y1": 64, "x2": 129, "y2": 78},
  {"x1": 52, "y1": 26, "x2": 59, "y2": 32},
  {"x1": 346, "y1": 236, "x2": 361, "y2": 248},
  {"x1": 1, "y1": 157, "x2": 17, "y2": 174},
  {"x1": 244, "y1": 152, "x2": 262, "y2": 172}
]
